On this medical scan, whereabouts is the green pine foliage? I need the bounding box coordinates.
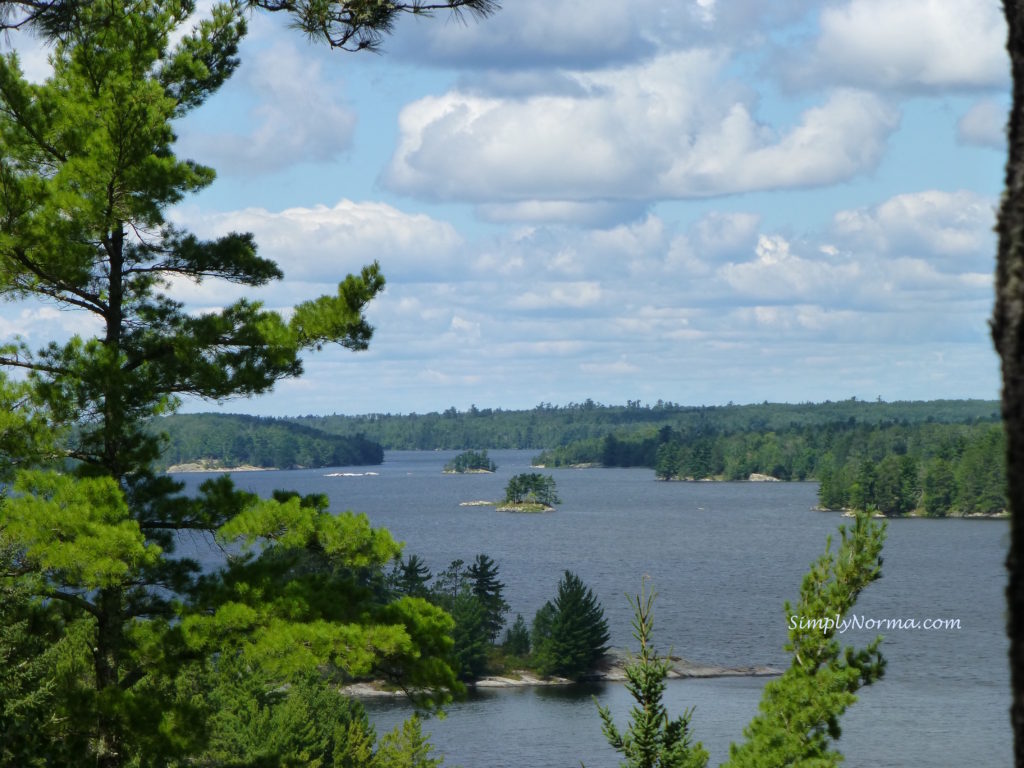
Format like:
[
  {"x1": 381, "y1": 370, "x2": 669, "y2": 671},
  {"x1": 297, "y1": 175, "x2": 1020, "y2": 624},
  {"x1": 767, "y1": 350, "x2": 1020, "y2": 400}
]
[
  {"x1": 374, "y1": 715, "x2": 444, "y2": 768},
  {"x1": 0, "y1": 3, "x2": 465, "y2": 764},
  {"x1": 391, "y1": 554, "x2": 433, "y2": 599},
  {"x1": 443, "y1": 449, "x2": 497, "y2": 473},
  {"x1": 723, "y1": 512, "x2": 886, "y2": 767},
  {"x1": 467, "y1": 553, "x2": 510, "y2": 642},
  {"x1": 595, "y1": 582, "x2": 709, "y2": 768},
  {"x1": 588, "y1": 513, "x2": 886, "y2": 768},
  {"x1": 504, "y1": 473, "x2": 561, "y2": 506},
  {"x1": 156, "y1": 413, "x2": 383, "y2": 470},
  {"x1": 532, "y1": 571, "x2": 610, "y2": 680},
  {"x1": 502, "y1": 613, "x2": 531, "y2": 658},
  {"x1": 280, "y1": 399, "x2": 1000, "y2": 451}
]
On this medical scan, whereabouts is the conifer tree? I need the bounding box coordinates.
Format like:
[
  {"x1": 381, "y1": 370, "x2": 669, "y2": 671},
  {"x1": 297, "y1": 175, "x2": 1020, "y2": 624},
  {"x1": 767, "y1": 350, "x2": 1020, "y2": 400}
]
[
  {"x1": 723, "y1": 512, "x2": 886, "y2": 767},
  {"x1": 0, "y1": 2, "x2": 468, "y2": 763},
  {"x1": 533, "y1": 570, "x2": 609, "y2": 680},
  {"x1": 467, "y1": 552, "x2": 510, "y2": 642},
  {"x1": 595, "y1": 581, "x2": 708, "y2": 768}
]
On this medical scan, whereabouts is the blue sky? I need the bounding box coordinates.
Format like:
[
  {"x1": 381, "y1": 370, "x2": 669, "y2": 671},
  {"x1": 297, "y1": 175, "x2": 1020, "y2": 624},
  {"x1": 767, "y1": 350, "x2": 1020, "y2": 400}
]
[{"x1": 1, "y1": 0, "x2": 1011, "y2": 416}]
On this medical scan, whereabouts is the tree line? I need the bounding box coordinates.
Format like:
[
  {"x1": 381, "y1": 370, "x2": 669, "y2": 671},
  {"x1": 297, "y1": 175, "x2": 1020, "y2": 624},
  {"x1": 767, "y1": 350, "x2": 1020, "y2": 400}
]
[
  {"x1": 275, "y1": 398, "x2": 999, "y2": 450},
  {"x1": 536, "y1": 419, "x2": 1006, "y2": 516},
  {"x1": 155, "y1": 413, "x2": 383, "y2": 470}
]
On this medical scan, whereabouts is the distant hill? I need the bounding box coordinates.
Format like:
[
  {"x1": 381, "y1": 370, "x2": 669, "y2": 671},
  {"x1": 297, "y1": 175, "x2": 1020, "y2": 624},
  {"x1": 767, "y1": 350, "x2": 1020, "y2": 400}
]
[
  {"x1": 281, "y1": 398, "x2": 1000, "y2": 451},
  {"x1": 152, "y1": 413, "x2": 383, "y2": 470}
]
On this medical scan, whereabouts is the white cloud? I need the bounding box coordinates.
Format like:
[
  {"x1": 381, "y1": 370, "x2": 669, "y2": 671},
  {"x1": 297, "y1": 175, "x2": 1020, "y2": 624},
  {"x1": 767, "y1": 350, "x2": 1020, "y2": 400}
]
[
  {"x1": 389, "y1": 0, "x2": 662, "y2": 69},
  {"x1": 176, "y1": 41, "x2": 356, "y2": 174},
  {"x1": 174, "y1": 199, "x2": 463, "y2": 282},
  {"x1": 383, "y1": 52, "x2": 899, "y2": 208},
  {"x1": 508, "y1": 282, "x2": 604, "y2": 310},
  {"x1": 957, "y1": 98, "x2": 1007, "y2": 149},
  {"x1": 833, "y1": 190, "x2": 996, "y2": 271},
  {"x1": 719, "y1": 235, "x2": 863, "y2": 303},
  {"x1": 790, "y1": 0, "x2": 1007, "y2": 90}
]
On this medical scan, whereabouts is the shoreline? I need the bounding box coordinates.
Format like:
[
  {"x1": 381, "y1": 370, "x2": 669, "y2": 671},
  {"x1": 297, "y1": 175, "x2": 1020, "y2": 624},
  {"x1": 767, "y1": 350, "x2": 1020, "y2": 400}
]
[
  {"x1": 165, "y1": 462, "x2": 276, "y2": 473},
  {"x1": 343, "y1": 655, "x2": 781, "y2": 698}
]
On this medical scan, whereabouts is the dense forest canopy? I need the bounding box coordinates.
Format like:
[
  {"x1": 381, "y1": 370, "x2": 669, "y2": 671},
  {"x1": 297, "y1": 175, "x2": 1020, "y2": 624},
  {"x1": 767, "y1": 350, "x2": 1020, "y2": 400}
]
[{"x1": 163, "y1": 398, "x2": 999, "y2": 454}]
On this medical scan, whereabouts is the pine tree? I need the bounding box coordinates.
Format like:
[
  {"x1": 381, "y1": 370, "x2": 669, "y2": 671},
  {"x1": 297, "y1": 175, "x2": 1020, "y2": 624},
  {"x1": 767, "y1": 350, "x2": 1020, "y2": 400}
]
[
  {"x1": 723, "y1": 512, "x2": 886, "y2": 767},
  {"x1": 533, "y1": 571, "x2": 609, "y2": 680},
  {"x1": 467, "y1": 553, "x2": 510, "y2": 642},
  {"x1": 595, "y1": 581, "x2": 709, "y2": 768},
  {"x1": 0, "y1": 3, "x2": 463, "y2": 763}
]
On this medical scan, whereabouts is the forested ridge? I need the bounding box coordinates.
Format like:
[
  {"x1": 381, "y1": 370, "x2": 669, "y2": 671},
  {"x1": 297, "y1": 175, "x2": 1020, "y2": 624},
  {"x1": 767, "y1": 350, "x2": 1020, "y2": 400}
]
[
  {"x1": 261, "y1": 397, "x2": 995, "y2": 450},
  {"x1": 535, "y1": 412, "x2": 1005, "y2": 517},
  {"x1": 154, "y1": 413, "x2": 383, "y2": 470}
]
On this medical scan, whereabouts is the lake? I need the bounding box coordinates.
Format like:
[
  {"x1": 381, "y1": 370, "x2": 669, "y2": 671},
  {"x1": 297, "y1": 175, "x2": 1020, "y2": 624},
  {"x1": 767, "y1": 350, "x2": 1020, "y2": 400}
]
[{"x1": 175, "y1": 449, "x2": 1011, "y2": 767}]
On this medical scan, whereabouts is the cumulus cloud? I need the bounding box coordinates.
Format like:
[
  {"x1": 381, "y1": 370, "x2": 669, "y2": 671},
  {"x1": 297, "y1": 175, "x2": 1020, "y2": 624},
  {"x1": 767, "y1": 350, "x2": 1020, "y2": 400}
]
[
  {"x1": 387, "y1": 0, "x2": 821, "y2": 70},
  {"x1": 383, "y1": 52, "x2": 899, "y2": 210},
  {"x1": 832, "y1": 190, "x2": 996, "y2": 271},
  {"x1": 957, "y1": 98, "x2": 1007, "y2": 149},
  {"x1": 176, "y1": 41, "x2": 356, "y2": 174},
  {"x1": 388, "y1": 0, "x2": 662, "y2": 69},
  {"x1": 173, "y1": 199, "x2": 463, "y2": 283},
  {"x1": 787, "y1": 0, "x2": 1008, "y2": 90}
]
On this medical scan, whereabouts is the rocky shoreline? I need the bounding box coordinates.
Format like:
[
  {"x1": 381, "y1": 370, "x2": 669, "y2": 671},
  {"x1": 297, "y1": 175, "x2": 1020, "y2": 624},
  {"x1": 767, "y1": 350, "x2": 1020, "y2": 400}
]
[{"x1": 342, "y1": 652, "x2": 780, "y2": 698}]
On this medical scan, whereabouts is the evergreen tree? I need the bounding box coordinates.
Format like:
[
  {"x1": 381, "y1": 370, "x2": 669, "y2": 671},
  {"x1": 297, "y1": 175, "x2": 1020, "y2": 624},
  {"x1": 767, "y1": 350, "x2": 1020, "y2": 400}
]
[
  {"x1": 502, "y1": 613, "x2": 531, "y2": 658},
  {"x1": 467, "y1": 553, "x2": 510, "y2": 642},
  {"x1": 504, "y1": 472, "x2": 561, "y2": 506},
  {"x1": 533, "y1": 571, "x2": 609, "y2": 680},
  {"x1": 723, "y1": 513, "x2": 886, "y2": 767},
  {"x1": 392, "y1": 554, "x2": 433, "y2": 599},
  {"x1": 595, "y1": 581, "x2": 709, "y2": 768},
  {"x1": 448, "y1": 590, "x2": 490, "y2": 680},
  {"x1": 0, "y1": 3, "x2": 464, "y2": 763},
  {"x1": 375, "y1": 715, "x2": 443, "y2": 768}
]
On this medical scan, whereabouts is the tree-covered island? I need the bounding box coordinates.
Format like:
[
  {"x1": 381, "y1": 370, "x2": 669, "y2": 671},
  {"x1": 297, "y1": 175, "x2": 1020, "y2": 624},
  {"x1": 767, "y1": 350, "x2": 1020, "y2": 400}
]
[
  {"x1": 497, "y1": 472, "x2": 561, "y2": 512},
  {"x1": 443, "y1": 449, "x2": 497, "y2": 473}
]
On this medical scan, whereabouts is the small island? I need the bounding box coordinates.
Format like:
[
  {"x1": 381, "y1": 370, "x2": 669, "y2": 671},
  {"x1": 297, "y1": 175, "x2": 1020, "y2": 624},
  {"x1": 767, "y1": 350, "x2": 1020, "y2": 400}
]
[
  {"x1": 444, "y1": 449, "x2": 498, "y2": 474},
  {"x1": 496, "y1": 472, "x2": 560, "y2": 512}
]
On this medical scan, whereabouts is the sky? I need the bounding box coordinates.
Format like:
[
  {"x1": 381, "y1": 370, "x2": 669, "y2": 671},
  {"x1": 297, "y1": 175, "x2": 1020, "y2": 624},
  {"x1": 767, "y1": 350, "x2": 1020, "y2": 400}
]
[{"x1": 0, "y1": 0, "x2": 1012, "y2": 416}]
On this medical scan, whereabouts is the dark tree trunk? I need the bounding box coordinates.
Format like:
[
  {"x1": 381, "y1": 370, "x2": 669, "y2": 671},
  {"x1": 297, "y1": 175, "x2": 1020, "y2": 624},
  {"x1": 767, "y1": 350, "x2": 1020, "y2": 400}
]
[{"x1": 997, "y1": 4, "x2": 1024, "y2": 766}]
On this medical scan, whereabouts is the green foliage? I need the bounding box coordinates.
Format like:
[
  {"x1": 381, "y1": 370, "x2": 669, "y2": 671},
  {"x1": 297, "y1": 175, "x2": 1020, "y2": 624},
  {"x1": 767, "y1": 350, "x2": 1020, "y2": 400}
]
[
  {"x1": 156, "y1": 413, "x2": 383, "y2": 470},
  {"x1": 421, "y1": 555, "x2": 508, "y2": 680},
  {"x1": 502, "y1": 613, "x2": 531, "y2": 658},
  {"x1": 723, "y1": 512, "x2": 886, "y2": 767},
  {"x1": 443, "y1": 449, "x2": 497, "y2": 473},
  {"x1": 532, "y1": 571, "x2": 609, "y2": 681},
  {"x1": 595, "y1": 582, "x2": 708, "y2": 768},
  {"x1": 196, "y1": 663, "x2": 377, "y2": 768},
  {"x1": 448, "y1": 590, "x2": 490, "y2": 680},
  {"x1": 280, "y1": 399, "x2": 1000, "y2": 452},
  {"x1": 466, "y1": 553, "x2": 510, "y2": 642},
  {"x1": 504, "y1": 472, "x2": 561, "y2": 506},
  {"x1": 391, "y1": 554, "x2": 433, "y2": 599},
  {"x1": 374, "y1": 715, "x2": 444, "y2": 768},
  {"x1": 0, "y1": 3, "x2": 461, "y2": 764}
]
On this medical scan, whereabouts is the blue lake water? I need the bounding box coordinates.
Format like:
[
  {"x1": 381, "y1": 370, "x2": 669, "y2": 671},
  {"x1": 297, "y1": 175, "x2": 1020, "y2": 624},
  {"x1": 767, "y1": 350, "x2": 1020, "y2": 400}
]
[{"x1": 175, "y1": 450, "x2": 1011, "y2": 767}]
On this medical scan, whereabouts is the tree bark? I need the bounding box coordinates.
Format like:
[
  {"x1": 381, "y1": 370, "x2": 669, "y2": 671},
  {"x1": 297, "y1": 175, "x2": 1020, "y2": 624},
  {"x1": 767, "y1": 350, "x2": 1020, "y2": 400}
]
[{"x1": 997, "y1": 4, "x2": 1024, "y2": 766}]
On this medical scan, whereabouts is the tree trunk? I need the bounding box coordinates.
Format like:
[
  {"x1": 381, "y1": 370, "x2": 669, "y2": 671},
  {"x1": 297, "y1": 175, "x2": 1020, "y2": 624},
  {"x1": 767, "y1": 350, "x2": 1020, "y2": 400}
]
[{"x1": 997, "y1": 4, "x2": 1024, "y2": 766}]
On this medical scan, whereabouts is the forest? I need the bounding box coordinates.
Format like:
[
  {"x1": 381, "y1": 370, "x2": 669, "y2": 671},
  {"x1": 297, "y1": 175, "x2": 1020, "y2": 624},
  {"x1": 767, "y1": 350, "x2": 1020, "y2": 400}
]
[
  {"x1": 154, "y1": 413, "x2": 383, "y2": 470},
  {"x1": 535, "y1": 418, "x2": 1006, "y2": 517},
  {"x1": 282, "y1": 398, "x2": 998, "y2": 449}
]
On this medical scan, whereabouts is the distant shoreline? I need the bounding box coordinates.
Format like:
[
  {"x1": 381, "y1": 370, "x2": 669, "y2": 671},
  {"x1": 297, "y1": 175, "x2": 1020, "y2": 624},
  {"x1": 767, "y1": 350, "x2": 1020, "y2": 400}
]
[
  {"x1": 165, "y1": 462, "x2": 276, "y2": 473},
  {"x1": 342, "y1": 653, "x2": 781, "y2": 698}
]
